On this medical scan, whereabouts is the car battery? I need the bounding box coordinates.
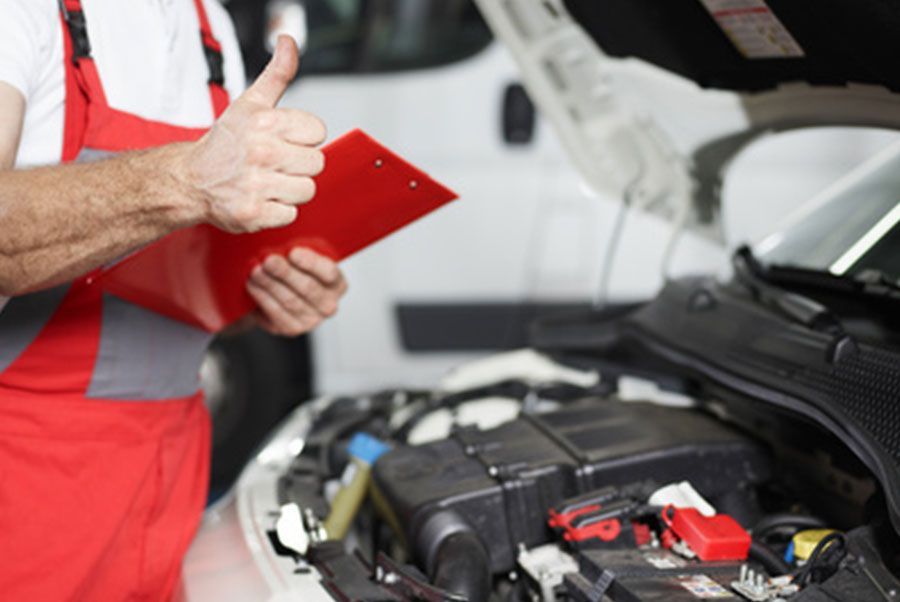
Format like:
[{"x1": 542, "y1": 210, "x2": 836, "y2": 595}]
[{"x1": 564, "y1": 548, "x2": 743, "y2": 601}]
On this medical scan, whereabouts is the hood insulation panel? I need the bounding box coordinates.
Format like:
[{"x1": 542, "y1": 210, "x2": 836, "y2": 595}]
[{"x1": 565, "y1": 0, "x2": 900, "y2": 93}]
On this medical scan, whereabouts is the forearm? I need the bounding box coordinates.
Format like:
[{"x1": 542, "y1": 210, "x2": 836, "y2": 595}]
[{"x1": 0, "y1": 143, "x2": 202, "y2": 295}]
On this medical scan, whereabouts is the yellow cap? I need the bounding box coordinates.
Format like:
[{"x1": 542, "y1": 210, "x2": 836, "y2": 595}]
[{"x1": 793, "y1": 529, "x2": 837, "y2": 561}]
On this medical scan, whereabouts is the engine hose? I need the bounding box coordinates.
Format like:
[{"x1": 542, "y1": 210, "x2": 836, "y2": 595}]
[
  {"x1": 431, "y1": 531, "x2": 492, "y2": 602},
  {"x1": 752, "y1": 513, "x2": 826, "y2": 538},
  {"x1": 749, "y1": 540, "x2": 791, "y2": 576}
]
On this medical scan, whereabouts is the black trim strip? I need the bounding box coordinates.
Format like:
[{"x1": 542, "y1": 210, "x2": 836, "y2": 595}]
[{"x1": 396, "y1": 302, "x2": 601, "y2": 352}]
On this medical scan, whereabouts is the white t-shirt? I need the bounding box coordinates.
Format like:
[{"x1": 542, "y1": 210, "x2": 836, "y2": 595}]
[{"x1": 0, "y1": 0, "x2": 246, "y2": 169}]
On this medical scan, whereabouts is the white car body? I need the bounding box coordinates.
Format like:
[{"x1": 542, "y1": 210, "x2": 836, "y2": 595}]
[{"x1": 278, "y1": 18, "x2": 896, "y2": 394}]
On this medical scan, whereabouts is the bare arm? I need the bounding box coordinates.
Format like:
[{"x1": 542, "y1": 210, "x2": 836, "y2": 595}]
[
  {"x1": 0, "y1": 131, "x2": 204, "y2": 294},
  {"x1": 0, "y1": 36, "x2": 324, "y2": 296}
]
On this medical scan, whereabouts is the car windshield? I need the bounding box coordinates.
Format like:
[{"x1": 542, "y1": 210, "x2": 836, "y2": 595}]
[
  {"x1": 754, "y1": 142, "x2": 900, "y2": 284},
  {"x1": 302, "y1": 0, "x2": 491, "y2": 74}
]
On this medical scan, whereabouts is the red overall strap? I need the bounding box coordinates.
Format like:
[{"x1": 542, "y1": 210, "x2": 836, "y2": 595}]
[
  {"x1": 59, "y1": 0, "x2": 108, "y2": 106},
  {"x1": 58, "y1": 0, "x2": 230, "y2": 156},
  {"x1": 193, "y1": 0, "x2": 231, "y2": 118},
  {"x1": 58, "y1": 0, "x2": 90, "y2": 162}
]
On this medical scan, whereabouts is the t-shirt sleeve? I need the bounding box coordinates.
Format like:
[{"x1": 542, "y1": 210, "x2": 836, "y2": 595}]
[
  {"x1": 205, "y1": 0, "x2": 247, "y2": 101},
  {"x1": 0, "y1": 0, "x2": 55, "y2": 100}
]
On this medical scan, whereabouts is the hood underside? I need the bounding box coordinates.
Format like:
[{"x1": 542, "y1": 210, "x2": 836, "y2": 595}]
[
  {"x1": 566, "y1": 0, "x2": 900, "y2": 94},
  {"x1": 475, "y1": 0, "x2": 900, "y2": 239}
]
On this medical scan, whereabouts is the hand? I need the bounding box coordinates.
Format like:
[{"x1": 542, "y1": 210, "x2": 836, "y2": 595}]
[
  {"x1": 184, "y1": 36, "x2": 326, "y2": 233},
  {"x1": 247, "y1": 248, "x2": 347, "y2": 337}
]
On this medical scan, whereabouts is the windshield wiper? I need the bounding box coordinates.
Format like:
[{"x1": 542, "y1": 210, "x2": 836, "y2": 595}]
[
  {"x1": 736, "y1": 246, "x2": 900, "y2": 300},
  {"x1": 852, "y1": 268, "x2": 900, "y2": 296},
  {"x1": 732, "y1": 247, "x2": 847, "y2": 337}
]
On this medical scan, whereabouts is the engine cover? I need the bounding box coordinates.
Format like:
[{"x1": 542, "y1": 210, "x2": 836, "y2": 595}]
[{"x1": 372, "y1": 399, "x2": 771, "y2": 574}]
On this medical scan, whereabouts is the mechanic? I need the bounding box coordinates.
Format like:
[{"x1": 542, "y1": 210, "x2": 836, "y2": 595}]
[{"x1": 0, "y1": 1, "x2": 346, "y2": 599}]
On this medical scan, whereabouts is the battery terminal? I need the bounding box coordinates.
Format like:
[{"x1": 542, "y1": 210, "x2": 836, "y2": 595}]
[{"x1": 731, "y1": 564, "x2": 799, "y2": 601}]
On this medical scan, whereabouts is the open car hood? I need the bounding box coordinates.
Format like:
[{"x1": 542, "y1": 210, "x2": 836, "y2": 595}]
[{"x1": 474, "y1": 0, "x2": 900, "y2": 241}]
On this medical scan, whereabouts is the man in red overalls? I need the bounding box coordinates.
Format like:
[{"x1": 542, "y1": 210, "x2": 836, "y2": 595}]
[{"x1": 0, "y1": 1, "x2": 347, "y2": 599}]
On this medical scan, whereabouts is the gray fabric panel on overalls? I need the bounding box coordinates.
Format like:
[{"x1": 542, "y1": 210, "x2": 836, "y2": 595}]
[
  {"x1": 0, "y1": 284, "x2": 70, "y2": 373},
  {"x1": 86, "y1": 293, "x2": 214, "y2": 400},
  {"x1": 0, "y1": 146, "x2": 215, "y2": 399},
  {"x1": 80, "y1": 147, "x2": 215, "y2": 400}
]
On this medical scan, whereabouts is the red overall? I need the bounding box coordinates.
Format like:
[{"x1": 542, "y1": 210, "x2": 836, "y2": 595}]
[{"x1": 0, "y1": 1, "x2": 230, "y2": 600}]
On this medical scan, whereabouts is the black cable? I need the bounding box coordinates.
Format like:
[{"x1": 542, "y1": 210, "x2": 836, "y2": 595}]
[
  {"x1": 749, "y1": 540, "x2": 791, "y2": 576},
  {"x1": 759, "y1": 524, "x2": 812, "y2": 542},
  {"x1": 753, "y1": 513, "x2": 827, "y2": 538},
  {"x1": 794, "y1": 532, "x2": 848, "y2": 587}
]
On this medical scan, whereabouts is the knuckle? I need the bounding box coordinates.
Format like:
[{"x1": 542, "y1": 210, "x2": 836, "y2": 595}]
[
  {"x1": 294, "y1": 276, "x2": 316, "y2": 298},
  {"x1": 243, "y1": 169, "x2": 267, "y2": 193},
  {"x1": 231, "y1": 202, "x2": 262, "y2": 226},
  {"x1": 292, "y1": 247, "x2": 315, "y2": 267},
  {"x1": 257, "y1": 294, "x2": 278, "y2": 313},
  {"x1": 251, "y1": 110, "x2": 276, "y2": 131},
  {"x1": 248, "y1": 142, "x2": 275, "y2": 166},
  {"x1": 282, "y1": 299, "x2": 304, "y2": 317},
  {"x1": 264, "y1": 255, "x2": 289, "y2": 277},
  {"x1": 284, "y1": 296, "x2": 306, "y2": 314}
]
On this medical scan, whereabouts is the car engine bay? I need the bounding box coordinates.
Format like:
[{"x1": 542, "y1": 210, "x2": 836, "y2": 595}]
[{"x1": 265, "y1": 342, "x2": 900, "y2": 602}]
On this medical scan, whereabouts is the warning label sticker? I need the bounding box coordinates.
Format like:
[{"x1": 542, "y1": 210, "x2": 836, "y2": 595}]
[
  {"x1": 644, "y1": 551, "x2": 687, "y2": 569},
  {"x1": 698, "y1": 0, "x2": 805, "y2": 59},
  {"x1": 676, "y1": 575, "x2": 735, "y2": 599}
]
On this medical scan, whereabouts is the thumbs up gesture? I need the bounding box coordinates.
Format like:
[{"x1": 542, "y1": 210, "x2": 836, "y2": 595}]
[{"x1": 185, "y1": 36, "x2": 327, "y2": 232}]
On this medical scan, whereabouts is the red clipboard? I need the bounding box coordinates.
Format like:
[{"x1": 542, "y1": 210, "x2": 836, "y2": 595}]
[{"x1": 101, "y1": 129, "x2": 458, "y2": 332}]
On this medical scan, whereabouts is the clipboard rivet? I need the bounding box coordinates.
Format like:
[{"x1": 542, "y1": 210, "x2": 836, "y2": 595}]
[
  {"x1": 374, "y1": 159, "x2": 384, "y2": 168},
  {"x1": 409, "y1": 180, "x2": 419, "y2": 190}
]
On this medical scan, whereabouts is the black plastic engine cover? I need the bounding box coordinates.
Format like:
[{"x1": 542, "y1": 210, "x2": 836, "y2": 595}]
[{"x1": 372, "y1": 399, "x2": 771, "y2": 574}]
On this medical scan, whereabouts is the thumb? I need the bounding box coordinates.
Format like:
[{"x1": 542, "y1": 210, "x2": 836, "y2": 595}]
[{"x1": 241, "y1": 35, "x2": 299, "y2": 107}]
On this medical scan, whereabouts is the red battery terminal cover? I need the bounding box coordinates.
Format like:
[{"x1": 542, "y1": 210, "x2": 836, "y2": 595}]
[{"x1": 661, "y1": 505, "x2": 751, "y2": 561}]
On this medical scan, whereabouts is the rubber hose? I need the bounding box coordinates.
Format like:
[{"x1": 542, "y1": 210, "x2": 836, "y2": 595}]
[
  {"x1": 749, "y1": 540, "x2": 791, "y2": 576},
  {"x1": 753, "y1": 513, "x2": 826, "y2": 537},
  {"x1": 431, "y1": 531, "x2": 492, "y2": 602}
]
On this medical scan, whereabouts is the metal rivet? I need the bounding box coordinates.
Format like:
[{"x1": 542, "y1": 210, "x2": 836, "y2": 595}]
[
  {"x1": 374, "y1": 159, "x2": 383, "y2": 168},
  {"x1": 409, "y1": 180, "x2": 419, "y2": 189}
]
